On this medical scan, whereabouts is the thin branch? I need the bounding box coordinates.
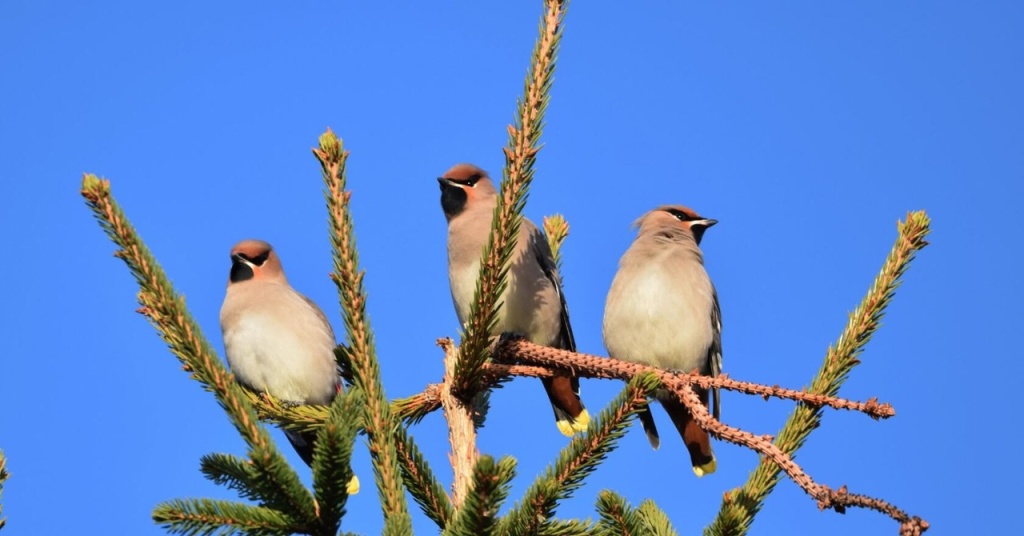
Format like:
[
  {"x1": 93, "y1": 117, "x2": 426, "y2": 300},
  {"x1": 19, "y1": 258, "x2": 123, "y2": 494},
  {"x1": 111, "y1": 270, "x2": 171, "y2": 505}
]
[
  {"x1": 677, "y1": 381, "x2": 924, "y2": 528},
  {"x1": 393, "y1": 385, "x2": 444, "y2": 425},
  {"x1": 311, "y1": 390, "x2": 360, "y2": 535},
  {"x1": 543, "y1": 214, "x2": 570, "y2": 269},
  {"x1": 446, "y1": 456, "x2": 517, "y2": 536},
  {"x1": 636, "y1": 499, "x2": 680, "y2": 536},
  {"x1": 153, "y1": 498, "x2": 299, "y2": 535},
  {"x1": 706, "y1": 210, "x2": 931, "y2": 536},
  {"x1": 498, "y1": 373, "x2": 658, "y2": 535},
  {"x1": 491, "y1": 340, "x2": 895, "y2": 420},
  {"x1": 594, "y1": 491, "x2": 644, "y2": 536},
  {"x1": 492, "y1": 337, "x2": 925, "y2": 530},
  {"x1": 452, "y1": 0, "x2": 568, "y2": 397},
  {"x1": 313, "y1": 131, "x2": 412, "y2": 534},
  {"x1": 392, "y1": 427, "x2": 455, "y2": 529},
  {"x1": 81, "y1": 175, "x2": 317, "y2": 526}
]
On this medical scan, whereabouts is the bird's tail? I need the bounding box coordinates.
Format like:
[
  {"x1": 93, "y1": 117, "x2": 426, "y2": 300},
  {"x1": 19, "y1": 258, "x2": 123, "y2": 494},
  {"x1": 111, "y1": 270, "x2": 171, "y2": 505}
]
[
  {"x1": 284, "y1": 429, "x2": 318, "y2": 466},
  {"x1": 284, "y1": 429, "x2": 360, "y2": 494},
  {"x1": 542, "y1": 375, "x2": 590, "y2": 436},
  {"x1": 637, "y1": 404, "x2": 661, "y2": 450},
  {"x1": 661, "y1": 391, "x2": 716, "y2": 477}
]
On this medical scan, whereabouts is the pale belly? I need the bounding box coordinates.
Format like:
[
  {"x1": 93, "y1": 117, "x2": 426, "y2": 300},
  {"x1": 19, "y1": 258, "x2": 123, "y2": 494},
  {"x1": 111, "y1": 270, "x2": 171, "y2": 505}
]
[
  {"x1": 604, "y1": 270, "x2": 711, "y2": 373},
  {"x1": 223, "y1": 312, "x2": 337, "y2": 405}
]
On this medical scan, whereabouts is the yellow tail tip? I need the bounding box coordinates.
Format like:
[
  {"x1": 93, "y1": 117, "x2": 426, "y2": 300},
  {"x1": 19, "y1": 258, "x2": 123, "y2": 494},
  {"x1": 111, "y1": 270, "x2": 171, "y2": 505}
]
[
  {"x1": 692, "y1": 456, "x2": 717, "y2": 478},
  {"x1": 347, "y1": 475, "x2": 360, "y2": 495},
  {"x1": 556, "y1": 409, "x2": 591, "y2": 437}
]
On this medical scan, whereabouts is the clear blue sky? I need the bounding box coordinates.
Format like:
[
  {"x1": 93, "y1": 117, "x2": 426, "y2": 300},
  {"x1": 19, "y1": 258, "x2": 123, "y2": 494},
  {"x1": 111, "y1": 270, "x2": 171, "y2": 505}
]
[{"x1": 2, "y1": 1, "x2": 1021, "y2": 534}]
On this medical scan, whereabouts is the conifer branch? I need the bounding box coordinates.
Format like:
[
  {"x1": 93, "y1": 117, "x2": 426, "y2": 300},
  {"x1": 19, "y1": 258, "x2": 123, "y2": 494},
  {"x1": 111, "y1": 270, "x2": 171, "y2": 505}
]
[
  {"x1": 241, "y1": 391, "x2": 347, "y2": 436},
  {"x1": 393, "y1": 426, "x2": 455, "y2": 528},
  {"x1": 200, "y1": 454, "x2": 264, "y2": 504},
  {"x1": 636, "y1": 500, "x2": 679, "y2": 536},
  {"x1": 543, "y1": 214, "x2": 570, "y2": 269},
  {"x1": 393, "y1": 386, "x2": 444, "y2": 425},
  {"x1": 313, "y1": 131, "x2": 412, "y2": 535},
  {"x1": 439, "y1": 338, "x2": 480, "y2": 510},
  {"x1": 446, "y1": 455, "x2": 516, "y2": 536},
  {"x1": 246, "y1": 381, "x2": 441, "y2": 431},
  {"x1": 706, "y1": 211, "x2": 931, "y2": 536},
  {"x1": 81, "y1": 175, "x2": 318, "y2": 529},
  {"x1": 311, "y1": 390, "x2": 359, "y2": 535},
  {"x1": 538, "y1": 519, "x2": 598, "y2": 535},
  {"x1": 452, "y1": 0, "x2": 568, "y2": 397},
  {"x1": 498, "y1": 373, "x2": 657, "y2": 535},
  {"x1": 0, "y1": 449, "x2": 7, "y2": 530},
  {"x1": 236, "y1": 380, "x2": 461, "y2": 529},
  {"x1": 594, "y1": 491, "x2": 644, "y2": 536},
  {"x1": 239, "y1": 383, "x2": 456, "y2": 529},
  {"x1": 593, "y1": 493, "x2": 678, "y2": 536},
  {"x1": 153, "y1": 498, "x2": 300, "y2": 535}
]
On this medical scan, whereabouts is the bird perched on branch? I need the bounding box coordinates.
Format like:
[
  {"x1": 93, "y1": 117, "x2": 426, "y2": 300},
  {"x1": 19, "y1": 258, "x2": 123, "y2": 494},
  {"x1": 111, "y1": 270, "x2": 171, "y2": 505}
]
[
  {"x1": 219, "y1": 239, "x2": 358, "y2": 493},
  {"x1": 603, "y1": 205, "x2": 722, "y2": 477},
  {"x1": 437, "y1": 163, "x2": 589, "y2": 436}
]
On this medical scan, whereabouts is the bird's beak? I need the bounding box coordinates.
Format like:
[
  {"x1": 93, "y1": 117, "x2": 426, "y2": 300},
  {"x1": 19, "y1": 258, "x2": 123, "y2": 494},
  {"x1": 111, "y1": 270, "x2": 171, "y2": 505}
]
[
  {"x1": 437, "y1": 177, "x2": 455, "y2": 190},
  {"x1": 695, "y1": 218, "x2": 718, "y2": 228}
]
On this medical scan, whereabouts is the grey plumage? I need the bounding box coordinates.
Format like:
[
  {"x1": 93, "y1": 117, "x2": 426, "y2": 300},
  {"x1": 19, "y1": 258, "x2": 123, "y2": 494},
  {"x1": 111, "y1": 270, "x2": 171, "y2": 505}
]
[
  {"x1": 438, "y1": 163, "x2": 589, "y2": 435},
  {"x1": 603, "y1": 205, "x2": 722, "y2": 476},
  {"x1": 219, "y1": 240, "x2": 359, "y2": 492}
]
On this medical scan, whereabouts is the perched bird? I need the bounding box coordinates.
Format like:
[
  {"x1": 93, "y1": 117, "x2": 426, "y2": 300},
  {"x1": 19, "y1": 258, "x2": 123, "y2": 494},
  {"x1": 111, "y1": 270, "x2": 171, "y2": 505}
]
[
  {"x1": 219, "y1": 239, "x2": 358, "y2": 493},
  {"x1": 602, "y1": 205, "x2": 722, "y2": 477},
  {"x1": 437, "y1": 163, "x2": 589, "y2": 436}
]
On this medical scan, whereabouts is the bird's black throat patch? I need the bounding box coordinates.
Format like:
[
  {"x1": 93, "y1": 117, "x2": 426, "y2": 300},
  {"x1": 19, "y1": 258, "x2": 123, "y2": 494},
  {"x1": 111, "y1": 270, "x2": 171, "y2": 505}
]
[
  {"x1": 692, "y1": 226, "x2": 707, "y2": 245},
  {"x1": 440, "y1": 184, "x2": 468, "y2": 219},
  {"x1": 230, "y1": 260, "x2": 255, "y2": 283}
]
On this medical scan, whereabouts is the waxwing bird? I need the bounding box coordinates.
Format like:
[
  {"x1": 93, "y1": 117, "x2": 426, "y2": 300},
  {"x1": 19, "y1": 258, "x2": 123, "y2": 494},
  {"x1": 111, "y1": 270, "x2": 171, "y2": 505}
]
[
  {"x1": 437, "y1": 163, "x2": 589, "y2": 436},
  {"x1": 602, "y1": 205, "x2": 722, "y2": 477},
  {"x1": 220, "y1": 239, "x2": 358, "y2": 493}
]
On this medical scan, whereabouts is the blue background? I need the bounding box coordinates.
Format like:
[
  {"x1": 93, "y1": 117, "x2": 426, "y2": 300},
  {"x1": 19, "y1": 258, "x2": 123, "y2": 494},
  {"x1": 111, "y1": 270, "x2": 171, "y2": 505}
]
[{"x1": 2, "y1": 2, "x2": 1021, "y2": 534}]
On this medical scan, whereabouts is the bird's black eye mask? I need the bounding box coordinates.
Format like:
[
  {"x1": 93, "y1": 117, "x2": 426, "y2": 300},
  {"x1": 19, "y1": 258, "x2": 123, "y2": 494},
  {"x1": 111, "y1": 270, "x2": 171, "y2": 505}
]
[
  {"x1": 662, "y1": 208, "x2": 715, "y2": 245},
  {"x1": 236, "y1": 251, "x2": 271, "y2": 266},
  {"x1": 665, "y1": 208, "x2": 696, "y2": 222},
  {"x1": 445, "y1": 173, "x2": 482, "y2": 188}
]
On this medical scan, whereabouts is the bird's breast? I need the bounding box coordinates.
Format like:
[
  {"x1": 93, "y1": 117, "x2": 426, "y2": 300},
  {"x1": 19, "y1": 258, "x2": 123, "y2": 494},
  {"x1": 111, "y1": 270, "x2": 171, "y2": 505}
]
[
  {"x1": 221, "y1": 287, "x2": 338, "y2": 405},
  {"x1": 603, "y1": 263, "x2": 713, "y2": 372}
]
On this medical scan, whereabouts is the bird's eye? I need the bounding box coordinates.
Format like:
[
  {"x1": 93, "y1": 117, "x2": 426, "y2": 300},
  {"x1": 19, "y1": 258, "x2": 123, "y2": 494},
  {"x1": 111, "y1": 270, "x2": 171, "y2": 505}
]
[
  {"x1": 666, "y1": 208, "x2": 693, "y2": 221},
  {"x1": 238, "y1": 251, "x2": 271, "y2": 266},
  {"x1": 455, "y1": 173, "x2": 482, "y2": 187}
]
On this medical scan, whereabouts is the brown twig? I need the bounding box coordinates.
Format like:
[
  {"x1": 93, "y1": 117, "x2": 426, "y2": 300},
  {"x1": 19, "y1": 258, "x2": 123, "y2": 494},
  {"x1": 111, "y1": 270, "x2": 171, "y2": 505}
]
[
  {"x1": 492, "y1": 338, "x2": 894, "y2": 420},
  {"x1": 676, "y1": 381, "x2": 922, "y2": 528},
  {"x1": 387, "y1": 350, "x2": 892, "y2": 433},
  {"x1": 489, "y1": 335, "x2": 925, "y2": 530}
]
